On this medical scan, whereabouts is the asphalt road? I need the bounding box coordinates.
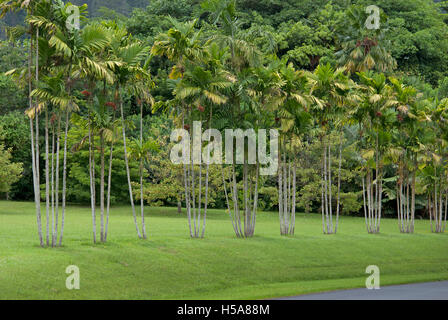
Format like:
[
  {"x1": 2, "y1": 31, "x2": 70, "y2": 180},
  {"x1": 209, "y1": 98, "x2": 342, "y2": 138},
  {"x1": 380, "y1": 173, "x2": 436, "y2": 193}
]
[{"x1": 279, "y1": 281, "x2": 448, "y2": 300}]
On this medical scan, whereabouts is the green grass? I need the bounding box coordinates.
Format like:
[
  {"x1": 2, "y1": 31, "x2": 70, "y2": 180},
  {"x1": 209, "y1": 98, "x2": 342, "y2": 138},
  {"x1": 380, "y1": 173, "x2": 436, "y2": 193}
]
[{"x1": 0, "y1": 200, "x2": 447, "y2": 300}]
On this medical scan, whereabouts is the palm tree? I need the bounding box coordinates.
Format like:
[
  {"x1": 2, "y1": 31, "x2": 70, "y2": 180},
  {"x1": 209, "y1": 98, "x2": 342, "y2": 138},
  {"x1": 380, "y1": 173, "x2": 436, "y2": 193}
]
[
  {"x1": 2, "y1": 0, "x2": 45, "y2": 247},
  {"x1": 202, "y1": 0, "x2": 267, "y2": 238},
  {"x1": 308, "y1": 63, "x2": 353, "y2": 234},
  {"x1": 25, "y1": 0, "x2": 73, "y2": 247},
  {"x1": 424, "y1": 98, "x2": 448, "y2": 233},
  {"x1": 31, "y1": 72, "x2": 79, "y2": 246},
  {"x1": 151, "y1": 17, "x2": 203, "y2": 81},
  {"x1": 173, "y1": 50, "x2": 230, "y2": 238},
  {"x1": 129, "y1": 136, "x2": 159, "y2": 238},
  {"x1": 152, "y1": 19, "x2": 214, "y2": 238},
  {"x1": 276, "y1": 60, "x2": 314, "y2": 236},
  {"x1": 49, "y1": 21, "x2": 119, "y2": 244},
  {"x1": 28, "y1": 2, "x2": 115, "y2": 244},
  {"x1": 389, "y1": 77, "x2": 428, "y2": 233},
  {"x1": 355, "y1": 71, "x2": 396, "y2": 234}
]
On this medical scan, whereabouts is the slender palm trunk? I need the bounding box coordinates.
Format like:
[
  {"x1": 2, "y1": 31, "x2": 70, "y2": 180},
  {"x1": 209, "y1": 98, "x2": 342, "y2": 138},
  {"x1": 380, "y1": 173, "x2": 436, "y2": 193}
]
[
  {"x1": 105, "y1": 111, "x2": 115, "y2": 242},
  {"x1": 282, "y1": 149, "x2": 288, "y2": 234},
  {"x1": 60, "y1": 64, "x2": 73, "y2": 246},
  {"x1": 362, "y1": 176, "x2": 369, "y2": 232},
  {"x1": 335, "y1": 139, "x2": 342, "y2": 233},
  {"x1": 185, "y1": 111, "x2": 210, "y2": 239},
  {"x1": 45, "y1": 109, "x2": 50, "y2": 246},
  {"x1": 374, "y1": 134, "x2": 380, "y2": 234},
  {"x1": 244, "y1": 159, "x2": 249, "y2": 235},
  {"x1": 328, "y1": 144, "x2": 333, "y2": 232},
  {"x1": 59, "y1": 109, "x2": 69, "y2": 246},
  {"x1": 250, "y1": 161, "x2": 260, "y2": 237},
  {"x1": 232, "y1": 162, "x2": 243, "y2": 236},
  {"x1": 429, "y1": 193, "x2": 433, "y2": 233},
  {"x1": 320, "y1": 137, "x2": 325, "y2": 234},
  {"x1": 278, "y1": 138, "x2": 296, "y2": 236},
  {"x1": 444, "y1": 174, "x2": 448, "y2": 233},
  {"x1": 222, "y1": 165, "x2": 238, "y2": 236},
  {"x1": 54, "y1": 115, "x2": 61, "y2": 246},
  {"x1": 278, "y1": 137, "x2": 284, "y2": 234},
  {"x1": 189, "y1": 115, "x2": 198, "y2": 237},
  {"x1": 223, "y1": 156, "x2": 259, "y2": 238},
  {"x1": 118, "y1": 88, "x2": 141, "y2": 239},
  {"x1": 100, "y1": 131, "x2": 105, "y2": 242},
  {"x1": 88, "y1": 111, "x2": 96, "y2": 244},
  {"x1": 444, "y1": 183, "x2": 447, "y2": 233},
  {"x1": 364, "y1": 134, "x2": 381, "y2": 234},
  {"x1": 29, "y1": 28, "x2": 44, "y2": 247},
  {"x1": 290, "y1": 158, "x2": 296, "y2": 235},
  {"x1": 35, "y1": 28, "x2": 43, "y2": 247},
  {"x1": 105, "y1": 131, "x2": 114, "y2": 242},
  {"x1": 140, "y1": 103, "x2": 147, "y2": 239},
  {"x1": 50, "y1": 121, "x2": 55, "y2": 246},
  {"x1": 322, "y1": 136, "x2": 332, "y2": 234},
  {"x1": 201, "y1": 108, "x2": 213, "y2": 238},
  {"x1": 181, "y1": 114, "x2": 193, "y2": 237}
]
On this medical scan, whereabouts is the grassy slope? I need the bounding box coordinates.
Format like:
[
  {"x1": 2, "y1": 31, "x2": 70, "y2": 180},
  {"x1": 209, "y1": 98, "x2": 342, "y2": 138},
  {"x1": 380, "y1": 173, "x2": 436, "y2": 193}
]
[{"x1": 0, "y1": 201, "x2": 447, "y2": 300}]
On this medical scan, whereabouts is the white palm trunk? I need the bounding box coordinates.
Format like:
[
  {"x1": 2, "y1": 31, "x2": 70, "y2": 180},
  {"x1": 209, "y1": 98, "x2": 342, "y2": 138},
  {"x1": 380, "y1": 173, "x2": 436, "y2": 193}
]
[
  {"x1": 100, "y1": 132, "x2": 105, "y2": 242},
  {"x1": 335, "y1": 140, "x2": 343, "y2": 233},
  {"x1": 430, "y1": 174, "x2": 446, "y2": 233},
  {"x1": 223, "y1": 158, "x2": 260, "y2": 238},
  {"x1": 278, "y1": 141, "x2": 297, "y2": 236},
  {"x1": 363, "y1": 168, "x2": 382, "y2": 234},
  {"x1": 29, "y1": 30, "x2": 44, "y2": 247},
  {"x1": 119, "y1": 95, "x2": 142, "y2": 239},
  {"x1": 59, "y1": 109, "x2": 69, "y2": 246},
  {"x1": 88, "y1": 113, "x2": 96, "y2": 243},
  {"x1": 321, "y1": 136, "x2": 337, "y2": 234},
  {"x1": 45, "y1": 109, "x2": 50, "y2": 246},
  {"x1": 54, "y1": 116, "x2": 61, "y2": 246},
  {"x1": 182, "y1": 111, "x2": 213, "y2": 239},
  {"x1": 105, "y1": 133, "x2": 114, "y2": 242},
  {"x1": 140, "y1": 104, "x2": 147, "y2": 239},
  {"x1": 50, "y1": 122, "x2": 55, "y2": 246}
]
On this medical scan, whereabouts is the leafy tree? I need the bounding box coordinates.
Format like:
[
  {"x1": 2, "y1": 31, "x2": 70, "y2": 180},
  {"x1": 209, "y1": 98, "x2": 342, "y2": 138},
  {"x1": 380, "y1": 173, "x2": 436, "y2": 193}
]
[
  {"x1": 336, "y1": 4, "x2": 397, "y2": 74},
  {"x1": 109, "y1": 24, "x2": 152, "y2": 239},
  {"x1": 0, "y1": 111, "x2": 31, "y2": 199},
  {"x1": 308, "y1": 63, "x2": 354, "y2": 234},
  {"x1": 0, "y1": 143, "x2": 23, "y2": 195}
]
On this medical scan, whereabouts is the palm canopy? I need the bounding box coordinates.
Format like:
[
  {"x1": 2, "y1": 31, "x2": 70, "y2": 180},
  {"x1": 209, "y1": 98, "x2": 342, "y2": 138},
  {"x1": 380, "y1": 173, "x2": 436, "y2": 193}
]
[
  {"x1": 175, "y1": 63, "x2": 230, "y2": 108},
  {"x1": 275, "y1": 59, "x2": 314, "y2": 144},
  {"x1": 129, "y1": 138, "x2": 160, "y2": 163},
  {"x1": 0, "y1": 0, "x2": 33, "y2": 18},
  {"x1": 29, "y1": 2, "x2": 120, "y2": 85},
  {"x1": 201, "y1": 0, "x2": 260, "y2": 71},
  {"x1": 108, "y1": 25, "x2": 153, "y2": 99},
  {"x1": 336, "y1": 4, "x2": 397, "y2": 74},
  {"x1": 355, "y1": 71, "x2": 397, "y2": 129},
  {"x1": 308, "y1": 63, "x2": 353, "y2": 129},
  {"x1": 30, "y1": 72, "x2": 79, "y2": 115},
  {"x1": 151, "y1": 18, "x2": 203, "y2": 80}
]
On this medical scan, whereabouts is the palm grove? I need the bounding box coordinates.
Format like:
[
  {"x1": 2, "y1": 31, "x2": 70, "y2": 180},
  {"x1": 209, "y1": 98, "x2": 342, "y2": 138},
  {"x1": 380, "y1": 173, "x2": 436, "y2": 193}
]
[{"x1": 0, "y1": 0, "x2": 447, "y2": 247}]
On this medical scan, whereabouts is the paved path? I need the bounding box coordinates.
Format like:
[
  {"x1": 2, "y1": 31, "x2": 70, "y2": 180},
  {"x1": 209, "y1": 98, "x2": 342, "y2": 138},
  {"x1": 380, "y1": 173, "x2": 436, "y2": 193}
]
[{"x1": 279, "y1": 281, "x2": 448, "y2": 300}]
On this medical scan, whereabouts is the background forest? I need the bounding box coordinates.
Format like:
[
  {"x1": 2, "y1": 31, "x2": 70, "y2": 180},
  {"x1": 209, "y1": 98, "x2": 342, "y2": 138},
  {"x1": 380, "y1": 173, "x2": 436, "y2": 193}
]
[{"x1": 1, "y1": 0, "x2": 448, "y2": 223}]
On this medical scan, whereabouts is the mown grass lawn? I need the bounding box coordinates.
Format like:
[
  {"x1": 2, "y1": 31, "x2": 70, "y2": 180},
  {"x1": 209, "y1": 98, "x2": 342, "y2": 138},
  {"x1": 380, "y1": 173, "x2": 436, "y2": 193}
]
[{"x1": 0, "y1": 200, "x2": 447, "y2": 300}]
